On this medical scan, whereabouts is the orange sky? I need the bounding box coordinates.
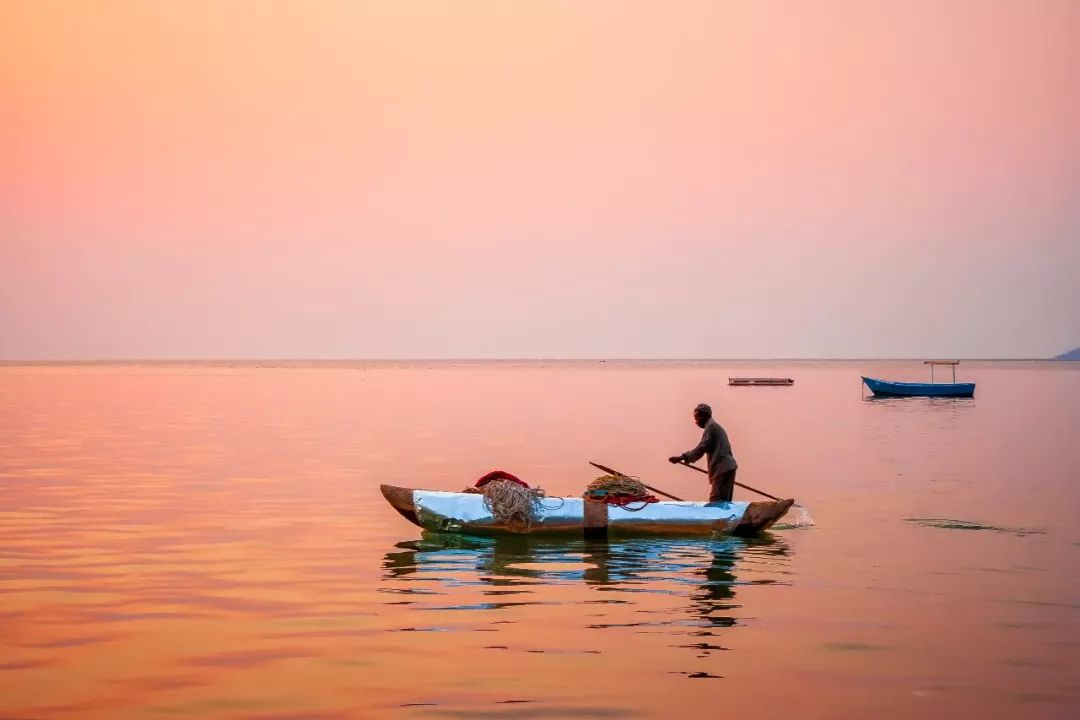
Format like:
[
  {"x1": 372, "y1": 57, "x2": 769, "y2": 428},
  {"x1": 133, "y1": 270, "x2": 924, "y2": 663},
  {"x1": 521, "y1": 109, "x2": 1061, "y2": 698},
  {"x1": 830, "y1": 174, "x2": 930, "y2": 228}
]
[{"x1": 2, "y1": 1, "x2": 1078, "y2": 358}]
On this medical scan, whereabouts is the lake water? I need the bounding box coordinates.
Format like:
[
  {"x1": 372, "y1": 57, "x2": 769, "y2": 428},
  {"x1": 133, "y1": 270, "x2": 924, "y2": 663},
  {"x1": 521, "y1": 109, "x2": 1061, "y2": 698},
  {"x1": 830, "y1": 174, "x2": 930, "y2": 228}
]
[{"x1": 1, "y1": 361, "x2": 1078, "y2": 719}]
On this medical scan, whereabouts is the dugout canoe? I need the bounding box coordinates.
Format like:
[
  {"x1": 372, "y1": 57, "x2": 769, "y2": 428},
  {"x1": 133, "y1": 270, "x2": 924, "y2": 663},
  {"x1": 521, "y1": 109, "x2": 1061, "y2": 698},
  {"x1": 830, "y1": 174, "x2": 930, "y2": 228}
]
[{"x1": 380, "y1": 484, "x2": 794, "y2": 538}]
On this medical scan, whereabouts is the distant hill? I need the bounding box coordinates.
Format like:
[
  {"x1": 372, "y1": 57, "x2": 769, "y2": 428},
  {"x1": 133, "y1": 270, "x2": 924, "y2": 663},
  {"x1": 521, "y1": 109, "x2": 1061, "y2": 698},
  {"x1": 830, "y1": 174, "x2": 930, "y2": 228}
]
[{"x1": 1054, "y1": 347, "x2": 1080, "y2": 360}]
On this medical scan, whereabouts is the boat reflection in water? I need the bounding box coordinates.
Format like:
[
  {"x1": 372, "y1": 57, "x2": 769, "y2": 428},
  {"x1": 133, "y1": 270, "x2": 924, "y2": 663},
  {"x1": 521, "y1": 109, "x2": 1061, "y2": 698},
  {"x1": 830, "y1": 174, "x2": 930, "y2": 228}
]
[{"x1": 381, "y1": 532, "x2": 792, "y2": 661}]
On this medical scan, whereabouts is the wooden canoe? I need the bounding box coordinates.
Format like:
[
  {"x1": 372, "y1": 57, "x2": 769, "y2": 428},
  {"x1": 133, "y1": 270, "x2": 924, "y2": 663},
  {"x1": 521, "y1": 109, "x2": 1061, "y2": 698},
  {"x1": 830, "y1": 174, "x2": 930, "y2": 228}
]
[{"x1": 380, "y1": 484, "x2": 794, "y2": 538}]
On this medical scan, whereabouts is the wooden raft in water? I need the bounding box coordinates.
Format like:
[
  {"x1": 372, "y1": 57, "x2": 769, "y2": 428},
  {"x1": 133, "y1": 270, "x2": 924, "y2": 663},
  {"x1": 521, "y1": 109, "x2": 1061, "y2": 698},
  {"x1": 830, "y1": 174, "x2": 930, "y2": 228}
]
[{"x1": 728, "y1": 377, "x2": 795, "y2": 386}]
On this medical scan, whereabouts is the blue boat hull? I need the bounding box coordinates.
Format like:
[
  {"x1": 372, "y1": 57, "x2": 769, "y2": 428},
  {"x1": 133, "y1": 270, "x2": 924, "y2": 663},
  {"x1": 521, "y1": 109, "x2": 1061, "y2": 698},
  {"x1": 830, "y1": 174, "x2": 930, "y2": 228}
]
[{"x1": 862, "y1": 376, "x2": 975, "y2": 398}]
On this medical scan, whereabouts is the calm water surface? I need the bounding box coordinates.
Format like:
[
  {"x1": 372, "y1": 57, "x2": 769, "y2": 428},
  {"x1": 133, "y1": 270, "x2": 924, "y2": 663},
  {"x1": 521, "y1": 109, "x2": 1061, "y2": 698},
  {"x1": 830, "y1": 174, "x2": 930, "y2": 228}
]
[{"x1": 1, "y1": 361, "x2": 1078, "y2": 719}]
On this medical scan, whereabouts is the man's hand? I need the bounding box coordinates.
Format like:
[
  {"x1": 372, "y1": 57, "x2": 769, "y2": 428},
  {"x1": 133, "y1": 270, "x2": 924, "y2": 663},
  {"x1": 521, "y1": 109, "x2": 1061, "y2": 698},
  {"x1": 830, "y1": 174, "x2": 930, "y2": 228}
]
[{"x1": 668, "y1": 456, "x2": 684, "y2": 464}]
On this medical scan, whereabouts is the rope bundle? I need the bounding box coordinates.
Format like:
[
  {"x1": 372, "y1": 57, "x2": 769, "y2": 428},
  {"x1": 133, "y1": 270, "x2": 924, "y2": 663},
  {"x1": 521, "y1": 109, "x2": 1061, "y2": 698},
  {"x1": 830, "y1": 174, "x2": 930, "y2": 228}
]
[
  {"x1": 583, "y1": 474, "x2": 659, "y2": 509},
  {"x1": 481, "y1": 479, "x2": 546, "y2": 528}
]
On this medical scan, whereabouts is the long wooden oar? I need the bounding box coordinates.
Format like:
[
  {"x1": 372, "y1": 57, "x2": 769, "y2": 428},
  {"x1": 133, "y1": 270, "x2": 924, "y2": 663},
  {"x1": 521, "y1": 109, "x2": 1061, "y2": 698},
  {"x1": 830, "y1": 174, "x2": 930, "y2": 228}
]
[
  {"x1": 588, "y1": 461, "x2": 684, "y2": 501},
  {"x1": 678, "y1": 461, "x2": 783, "y2": 502}
]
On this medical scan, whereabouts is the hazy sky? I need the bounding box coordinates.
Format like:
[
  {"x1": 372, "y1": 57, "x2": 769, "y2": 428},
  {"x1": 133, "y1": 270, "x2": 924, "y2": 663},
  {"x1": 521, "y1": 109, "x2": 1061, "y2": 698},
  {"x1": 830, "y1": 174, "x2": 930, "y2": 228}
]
[{"x1": 2, "y1": 0, "x2": 1078, "y2": 359}]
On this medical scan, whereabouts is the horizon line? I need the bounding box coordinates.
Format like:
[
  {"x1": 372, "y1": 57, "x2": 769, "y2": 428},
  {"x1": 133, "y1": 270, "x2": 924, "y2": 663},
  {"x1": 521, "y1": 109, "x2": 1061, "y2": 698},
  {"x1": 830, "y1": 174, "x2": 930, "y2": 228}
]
[{"x1": 0, "y1": 356, "x2": 1068, "y2": 364}]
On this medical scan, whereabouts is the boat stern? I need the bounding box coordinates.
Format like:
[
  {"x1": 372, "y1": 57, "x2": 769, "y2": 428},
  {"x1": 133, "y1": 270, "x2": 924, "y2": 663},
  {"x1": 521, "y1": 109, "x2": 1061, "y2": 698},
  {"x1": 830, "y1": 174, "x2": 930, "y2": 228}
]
[{"x1": 733, "y1": 498, "x2": 796, "y2": 537}]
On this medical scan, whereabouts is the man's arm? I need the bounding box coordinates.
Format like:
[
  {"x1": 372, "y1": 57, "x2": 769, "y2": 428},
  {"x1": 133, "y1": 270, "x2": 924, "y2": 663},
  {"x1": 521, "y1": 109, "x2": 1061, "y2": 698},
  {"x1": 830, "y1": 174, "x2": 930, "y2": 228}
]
[{"x1": 680, "y1": 425, "x2": 715, "y2": 463}]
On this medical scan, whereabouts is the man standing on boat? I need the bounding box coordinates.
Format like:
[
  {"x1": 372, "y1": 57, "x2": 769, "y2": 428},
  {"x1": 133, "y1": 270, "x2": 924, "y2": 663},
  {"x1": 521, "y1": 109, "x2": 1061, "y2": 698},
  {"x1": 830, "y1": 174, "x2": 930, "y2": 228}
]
[{"x1": 669, "y1": 403, "x2": 738, "y2": 503}]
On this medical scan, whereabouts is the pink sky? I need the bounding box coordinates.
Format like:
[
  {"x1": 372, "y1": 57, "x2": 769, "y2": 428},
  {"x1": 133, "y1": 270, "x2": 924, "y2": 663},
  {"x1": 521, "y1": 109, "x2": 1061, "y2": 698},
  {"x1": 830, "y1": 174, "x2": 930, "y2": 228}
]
[{"x1": 2, "y1": 0, "x2": 1078, "y2": 359}]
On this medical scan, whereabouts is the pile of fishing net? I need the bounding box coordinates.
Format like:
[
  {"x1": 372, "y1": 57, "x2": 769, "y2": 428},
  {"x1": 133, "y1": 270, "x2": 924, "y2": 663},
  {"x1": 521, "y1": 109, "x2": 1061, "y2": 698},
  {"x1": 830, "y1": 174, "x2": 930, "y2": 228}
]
[
  {"x1": 480, "y1": 479, "x2": 547, "y2": 527},
  {"x1": 467, "y1": 470, "x2": 546, "y2": 528},
  {"x1": 583, "y1": 474, "x2": 659, "y2": 509}
]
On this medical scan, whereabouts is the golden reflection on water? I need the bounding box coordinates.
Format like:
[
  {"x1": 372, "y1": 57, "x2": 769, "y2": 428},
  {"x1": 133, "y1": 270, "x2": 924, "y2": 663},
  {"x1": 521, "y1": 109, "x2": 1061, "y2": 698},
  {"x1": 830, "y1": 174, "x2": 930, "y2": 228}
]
[{"x1": 1, "y1": 362, "x2": 1078, "y2": 719}]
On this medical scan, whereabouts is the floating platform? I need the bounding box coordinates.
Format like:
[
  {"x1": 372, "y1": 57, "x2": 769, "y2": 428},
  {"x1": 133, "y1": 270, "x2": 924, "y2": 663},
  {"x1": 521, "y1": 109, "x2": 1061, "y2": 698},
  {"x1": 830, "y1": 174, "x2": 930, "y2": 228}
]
[{"x1": 728, "y1": 377, "x2": 794, "y2": 386}]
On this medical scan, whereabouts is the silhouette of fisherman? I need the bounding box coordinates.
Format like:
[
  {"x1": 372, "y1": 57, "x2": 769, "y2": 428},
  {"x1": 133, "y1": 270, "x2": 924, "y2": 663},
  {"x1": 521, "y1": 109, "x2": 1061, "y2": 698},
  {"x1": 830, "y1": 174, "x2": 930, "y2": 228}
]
[{"x1": 669, "y1": 403, "x2": 738, "y2": 503}]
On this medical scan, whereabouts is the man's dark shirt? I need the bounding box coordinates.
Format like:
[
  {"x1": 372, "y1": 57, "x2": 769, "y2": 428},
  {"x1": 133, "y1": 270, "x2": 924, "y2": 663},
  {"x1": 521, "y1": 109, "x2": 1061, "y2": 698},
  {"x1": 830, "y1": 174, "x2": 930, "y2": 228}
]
[{"x1": 681, "y1": 419, "x2": 737, "y2": 482}]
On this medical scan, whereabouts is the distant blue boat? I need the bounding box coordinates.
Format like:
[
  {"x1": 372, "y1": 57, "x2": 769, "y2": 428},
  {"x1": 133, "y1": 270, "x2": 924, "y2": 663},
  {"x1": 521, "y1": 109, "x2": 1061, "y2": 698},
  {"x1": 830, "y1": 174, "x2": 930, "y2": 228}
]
[
  {"x1": 862, "y1": 376, "x2": 975, "y2": 398},
  {"x1": 862, "y1": 361, "x2": 975, "y2": 398}
]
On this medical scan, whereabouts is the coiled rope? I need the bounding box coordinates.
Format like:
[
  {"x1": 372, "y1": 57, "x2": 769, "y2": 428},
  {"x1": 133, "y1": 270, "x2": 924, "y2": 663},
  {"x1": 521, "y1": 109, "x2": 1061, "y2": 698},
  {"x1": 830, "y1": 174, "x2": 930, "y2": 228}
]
[
  {"x1": 583, "y1": 474, "x2": 659, "y2": 511},
  {"x1": 481, "y1": 479, "x2": 546, "y2": 527}
]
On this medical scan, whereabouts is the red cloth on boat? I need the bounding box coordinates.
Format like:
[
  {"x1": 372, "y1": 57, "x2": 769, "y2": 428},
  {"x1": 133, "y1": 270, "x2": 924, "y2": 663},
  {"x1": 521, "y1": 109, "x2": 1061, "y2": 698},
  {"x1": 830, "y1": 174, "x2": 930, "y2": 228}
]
[
  {"x1": 475, "y1": 470, "x2": 529, "y2": 488},
  {"x1": 584, "y1": 492, "x2": 660, "y2": 507}
]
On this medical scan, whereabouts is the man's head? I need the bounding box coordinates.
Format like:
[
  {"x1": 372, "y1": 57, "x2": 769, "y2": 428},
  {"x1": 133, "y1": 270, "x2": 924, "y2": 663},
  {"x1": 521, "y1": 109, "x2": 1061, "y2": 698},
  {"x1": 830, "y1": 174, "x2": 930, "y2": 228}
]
[{"x1": 693, "y1": 403, "x2": 712, "y2": 428}]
